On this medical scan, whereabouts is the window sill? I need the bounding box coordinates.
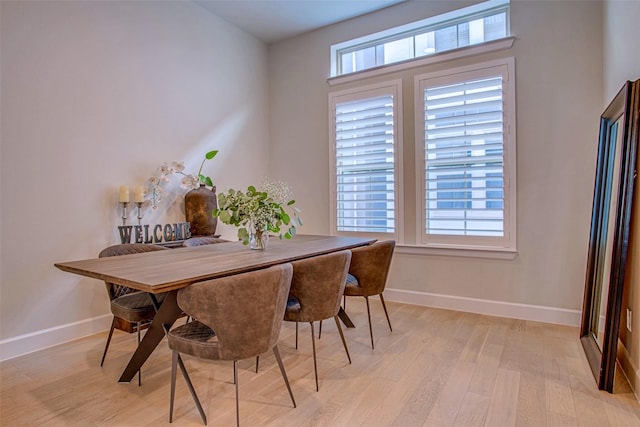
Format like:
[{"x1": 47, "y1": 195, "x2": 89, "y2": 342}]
[
  {"x1": 395, "y1": 243, "x2": 518, "y2": 260},
  {"x1": 327, "y1": 36, "x2": 516, "y2": 86}
]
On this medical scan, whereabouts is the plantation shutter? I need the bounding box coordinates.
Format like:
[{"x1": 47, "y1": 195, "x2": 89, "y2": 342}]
[
  {"x1": 335, "y1": 94, "x2": 395, "y2": 233},
  {"x1": 422, "y1": 75, "x2": 505, "y2": 237}
]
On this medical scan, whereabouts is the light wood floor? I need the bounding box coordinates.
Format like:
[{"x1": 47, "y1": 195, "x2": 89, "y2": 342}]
[{"x1": 2, "y1": 300, "x2": 639, "y2": 426}]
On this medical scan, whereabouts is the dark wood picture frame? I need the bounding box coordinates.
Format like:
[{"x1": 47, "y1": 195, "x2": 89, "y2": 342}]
[{"x1": 580, "y1": 79, "x2": 639, "y2": 392}]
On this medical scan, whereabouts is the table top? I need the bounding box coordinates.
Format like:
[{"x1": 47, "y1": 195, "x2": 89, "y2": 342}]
[{"x1": 54, "y1": 234, "x2": 376, "y2": 293}]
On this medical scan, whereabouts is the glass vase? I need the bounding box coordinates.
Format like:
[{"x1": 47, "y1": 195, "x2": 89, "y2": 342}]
[{"x1": 249, "y1": 223, "x2": 269, "y2": 250}]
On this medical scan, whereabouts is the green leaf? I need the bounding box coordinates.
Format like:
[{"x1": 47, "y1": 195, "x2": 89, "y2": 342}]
[
  {"x1": 287, "y1": 200, "x2": 296, "y2": 206},
  {"x1": 205, "y1": 150, "x2": 218, "y2": 160},
  {"x1": 219, "y1": 211, "x2": 231, "y2": 223},
  {"x1": 212, "y1": 208, "x2": 220, "y2": 217},
  {"x1": 281, "y1": 213, "x2": 290, "y2": 224}
]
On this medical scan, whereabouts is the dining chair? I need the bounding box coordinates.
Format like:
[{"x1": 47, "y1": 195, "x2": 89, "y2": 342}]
[
  {"x1": 342, "y1": 240, "x2": 396, "y2": 350},
  {"x1": 98, "y1": 243, "x2": 169, "y2": 386},
  {"x1": 282, "y1": 250, "x2": 352, "y2": 392},
  {"x1": 168, "y1": 263, "x2": 296, "y2": 426},
  {"x1": 182, "y1": 236, "x2": 229, "y2": 247}
]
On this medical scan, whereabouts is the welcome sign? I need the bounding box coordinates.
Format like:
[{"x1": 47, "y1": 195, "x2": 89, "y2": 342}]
[{"x1": 118, "y1": 222, "x2": 191, "y2": 245}]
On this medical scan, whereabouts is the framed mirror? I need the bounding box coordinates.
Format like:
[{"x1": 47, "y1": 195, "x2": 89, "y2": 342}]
[{"x1": 581, "y1": 79, "x2": 639, "y2": 392}]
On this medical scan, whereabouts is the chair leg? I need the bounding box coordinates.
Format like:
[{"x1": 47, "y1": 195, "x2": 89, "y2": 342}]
[
  {"x1": 100, "y1": 317, "x2": 116, "y2": 367},
  {"x1": 136, "y1": 322, "x2": 142, "y2": 386},
  {"x1": 379, "y1": 294, "x2": 392, "y2": 332},
  {"x1": 309, "y1": 322, "x2": 319, "y2": 391},
  {"x1": 273, "y1": 345, "x2": 296, "y2": 408},
  {"x1": 318, "y1": 320, "x2": 322, "y2": 339},
  {"x1": 295, "y1": 321, "x2": 299, "y2": 349},
  {"x1": 176, "y1": 353, "x2": 207, "y2": 425},
  {"x1": 234, "y1": 360, "x2": 240, "y2": 427},
  {"x1": 333, "y1": 316, "x2": 351, "y2": 364},
  {"x1": 365, "y1": 296, "x2": 374, "y2": 350},
  {"x1": 255, "y1": 355, "x2": 259, "y2": 373},
  {"x1": 169, "y1": 350, "x2": 178, "y2": 423}
]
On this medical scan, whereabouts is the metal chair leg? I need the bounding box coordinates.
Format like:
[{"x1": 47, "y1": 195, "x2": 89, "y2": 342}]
[
  {"x1": 273, "y1": 345, "x2": 296, "y2": 408},
  {"x1": 333, "y1": 316, "x2": 351, "y2": 364},
  {"x1": 100, "y1": 317, "x2": 116, "y2": 366},
  {"x1": 318, "y1": 320, "x2": 323, "y2": 339},
  {"x1": 255, "y1": 355, "x2": 259, "y2": 373},
  {"x1": 136, "y1": 322, "x2": 142, "y2": 386},
  {"x1": 169, "y1": 350, "x2": 178, "y2": 423},
  {"x1": 365, "y1": 296, "x2": 374, "y2": 349},
  {"x1": 176, "y1": 353, "x2": 207, "y2": 425},
  {"x1": 234, "y1": 360, "x2": 240, "y2": 427},
  {"x1": 309, "y1": 322, "x2": 319, "y2": 391},
  {"x1": 295, "y1": 321, "x2": 299, "y2": 349},
  {"x1": 379, "y1": 294, "x2": 392, "y2": 332}
]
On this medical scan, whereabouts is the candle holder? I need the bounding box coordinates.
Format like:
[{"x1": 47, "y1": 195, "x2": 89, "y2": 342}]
[
  {"x1": 135, "y1": 202, "x2": 144, "y2": 225},
  {"x1": 120, "y1": 202, "x2": 129, "y2": 226}
]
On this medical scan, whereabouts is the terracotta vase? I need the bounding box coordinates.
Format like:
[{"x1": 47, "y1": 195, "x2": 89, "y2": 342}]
[{"x1": 184, "y1": 184, "x2": 218, "y2": 236}]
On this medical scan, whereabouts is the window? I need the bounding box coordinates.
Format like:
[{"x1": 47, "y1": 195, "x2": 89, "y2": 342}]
[
  {"x1": 415, "y1": 58, "x2": 516, "y2": 249},
  {"x1": 329, "y1": 81, "x2": 403, "y2": 236},
  {"x1": 332, "y1": 0, "x2": 510, "y2": 77}
]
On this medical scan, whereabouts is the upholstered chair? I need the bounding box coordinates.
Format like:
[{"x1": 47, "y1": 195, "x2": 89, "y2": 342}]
[
  {"x1": 168, "y1": 264, "x2": 295, "y2": 426},
  {"x1": 182, "y1": 236, "x2": 230, "y2": 247},
  {"x1": 283, "y1": 250, "x2": 352, "y2": 391},
  {"x1": 343, "y1": 240, "x2": 395, "y2": 349},
  {"x1": 98, "y1": 243, "x2": 169, "y2": 386}
]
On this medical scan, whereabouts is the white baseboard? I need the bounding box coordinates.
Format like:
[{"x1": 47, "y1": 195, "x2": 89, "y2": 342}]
[
  {"x1": 617, "y1": 339, "x2": 640, "y2": 403},
  {"x1": 383, "y1": 288, "x2": 582, "y2": 327},
  {"x1": 0, "y1": 290, "x2": 583, "y2": 362},
  {"x1": 0, "y1": 314, "x2": 112, "y2": 362}
]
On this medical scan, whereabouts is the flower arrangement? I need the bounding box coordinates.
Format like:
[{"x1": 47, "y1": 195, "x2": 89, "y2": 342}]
[
  {"x1": 144, "y1": 150, "x2": 218, "y2": 209},
  {"x1": 213, "y1": 179, "x2": 302, "y2": 248}
]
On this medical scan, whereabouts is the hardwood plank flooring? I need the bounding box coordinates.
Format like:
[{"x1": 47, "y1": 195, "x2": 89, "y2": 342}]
[{"x1": 1, "y1": 301, "x2": 639, "y2": 426}]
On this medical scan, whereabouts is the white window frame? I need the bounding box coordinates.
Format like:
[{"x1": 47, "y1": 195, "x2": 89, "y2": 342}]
[
  {"x1": 329, "y1": 80, "x2": 404, "y2": 241},
  {"x1": 330, "y1": 0, "x2": 510, "y2": 78},
  {"x1": 414, "y1": 57, "x2": 516, "y2": 252}
]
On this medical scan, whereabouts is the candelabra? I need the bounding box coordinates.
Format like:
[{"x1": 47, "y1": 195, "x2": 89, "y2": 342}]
[
  {"x1": 136, "y1": 202, "x2": 144, "y2": 225},
  {"x1": 120, "y1": 202, "x2": 129, "y2": 226}
]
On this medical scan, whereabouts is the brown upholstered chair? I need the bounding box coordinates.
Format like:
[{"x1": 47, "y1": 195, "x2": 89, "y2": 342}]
[
  {"x1": 182, "y1": 236, "x2": 229, "y2": 247},
  {"x1": 283, "y1": 250, "x2": 352, "y2": 392},
  {"x1": 168, "y1": 264, "x2": 296, "y2": 426},
  {"x1": 343, "y1": 240, "x2": 395, "y2": 349},
  {"x1": 98, "y1": 243, "x2": 169, "y2": 385}
]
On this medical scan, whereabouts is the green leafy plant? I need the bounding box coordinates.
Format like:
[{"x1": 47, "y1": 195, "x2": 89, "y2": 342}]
[
  {"x1": 212, "y1": 180, "x2": 302, "y2": 245},
  {"x1": 195, "y1": 150, "x2": 219, "y2": 187}
]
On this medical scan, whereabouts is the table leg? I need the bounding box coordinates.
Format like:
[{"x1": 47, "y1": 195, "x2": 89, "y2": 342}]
[
  {"x1": 118, "y1": 290, "x2": 183, "y2": 383},
  {"x1": 337, "y1": 306, "x2": 355, "y2": 328}
]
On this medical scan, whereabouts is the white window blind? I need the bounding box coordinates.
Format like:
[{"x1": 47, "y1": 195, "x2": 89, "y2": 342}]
[
  {"x1": 330, "y1": 84, "x2": 400, "y2": 234},
  {"x1": 416, "y1": 59, "x2": 515, "y2": 249}
]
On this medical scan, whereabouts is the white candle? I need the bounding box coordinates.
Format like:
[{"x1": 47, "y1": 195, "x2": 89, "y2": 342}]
[
  {"x1": 134, "y1": 186, "x2": 145, "y2": 203},
  {"x1": 119, "y1": 185, "x2": 130, "y2": 203}
]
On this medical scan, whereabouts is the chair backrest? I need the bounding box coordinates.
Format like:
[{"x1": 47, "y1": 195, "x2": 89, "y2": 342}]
[
  {"x1": 176, "y1": 264, "x2": 293, "y2": 361},
  {"x1": 348, "y1": 240, "x2": 395, "y2": 297},
  {"x1": 182, "y1": 236, "x2": 230, "y2": 247},
  {"x1": 288, "y1": 250, "x2": 352, "y2": 322},
  {"x1": 98, "y1": 243, "x2": 168, "y2": 300}
]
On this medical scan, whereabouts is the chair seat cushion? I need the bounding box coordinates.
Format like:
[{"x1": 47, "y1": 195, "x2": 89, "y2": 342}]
[
  {"x1": 343, "y1": 273, "x2": 364, "y2": 297},
  {"x1": 168, "y1": 321, "x2": 220, "y2": 359},
  {"x1": 110, "y1": 292, "x2": 165, "y2": 322}
]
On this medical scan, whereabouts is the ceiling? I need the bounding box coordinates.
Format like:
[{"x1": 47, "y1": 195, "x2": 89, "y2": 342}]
[{"x1": 195, "y1": 0, "x2": 406, "y2": 44}]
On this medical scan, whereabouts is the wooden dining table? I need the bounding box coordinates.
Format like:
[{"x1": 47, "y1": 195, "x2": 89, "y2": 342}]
[{"x1": 54, "y1": 234, "x2": 375, "y2": 383}]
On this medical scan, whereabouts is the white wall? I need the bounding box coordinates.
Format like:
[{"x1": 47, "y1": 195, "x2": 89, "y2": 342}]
[
  {"x1": 0, "y1": 0, "x2": 269, "y2": 358},
  {"x1": 269, "y1": 0, "x2": 603, "y2": 322},
  {"x1": 603, "y1": 0, "x2": 640, "y2": 399}
]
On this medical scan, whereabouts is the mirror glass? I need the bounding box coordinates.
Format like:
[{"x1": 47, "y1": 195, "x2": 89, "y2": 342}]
[{"x1": 591, "y1": 119, "x2": 622, "y2": 350}]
